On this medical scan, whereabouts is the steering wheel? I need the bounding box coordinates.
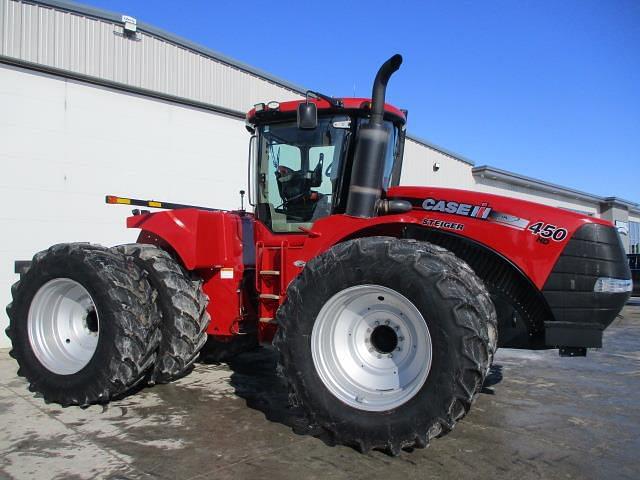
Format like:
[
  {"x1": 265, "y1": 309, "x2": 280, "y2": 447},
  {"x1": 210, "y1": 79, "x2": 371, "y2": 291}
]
[{"x1": 275, "y1": 166, "x2": 308, "y2": 205}]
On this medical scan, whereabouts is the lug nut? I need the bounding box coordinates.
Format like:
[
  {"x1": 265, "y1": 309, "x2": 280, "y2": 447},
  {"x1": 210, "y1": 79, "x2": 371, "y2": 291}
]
[
  {"x1": 396, "y1": 347, "x2": 401, "y2": 352},
  {"x1": 398, "y1": 336, "x2": 404, "y2": 342},
  {"x1": 384, "y1": 320, "x2": 390, "y2": 325}
]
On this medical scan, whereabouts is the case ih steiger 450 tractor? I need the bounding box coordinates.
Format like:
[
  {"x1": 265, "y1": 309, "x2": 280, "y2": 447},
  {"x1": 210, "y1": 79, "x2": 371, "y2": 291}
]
[{"x1": 6, "y1": 55, "x2": 632, "y2": 454}]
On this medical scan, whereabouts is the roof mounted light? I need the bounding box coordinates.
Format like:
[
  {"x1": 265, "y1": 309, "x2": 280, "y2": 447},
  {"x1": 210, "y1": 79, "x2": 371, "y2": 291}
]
[
  {"x1": 122, "y1": 15, "x2": 137, "y2": 38},
  {"x1": 593, "y1": 277, "x2": 633, "y2": 293},
  {"x1": 254, "y1": 103, "x2": 265, "y2": 112},
  {"x1": 267, "y1": 101, "x2": 280, "y2": 110}
]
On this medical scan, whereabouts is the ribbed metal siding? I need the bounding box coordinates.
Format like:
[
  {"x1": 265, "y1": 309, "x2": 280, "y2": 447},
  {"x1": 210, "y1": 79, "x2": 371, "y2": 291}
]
[
  {"x1": 0, "y1": 0, "x2": 303, "y2": 112},
  {"x1": 630, "y1": 220, "x2": 640, "y2": 253}
]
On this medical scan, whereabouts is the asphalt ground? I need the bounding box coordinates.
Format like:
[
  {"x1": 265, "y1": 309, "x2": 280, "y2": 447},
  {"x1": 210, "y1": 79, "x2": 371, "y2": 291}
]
[{"x1": 1, "y1": 304, "x2": 639, "y2": 480}]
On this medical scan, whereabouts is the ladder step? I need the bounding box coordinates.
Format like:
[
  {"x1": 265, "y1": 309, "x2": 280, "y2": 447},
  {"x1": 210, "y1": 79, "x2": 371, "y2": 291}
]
[
  {"x1": 259, "y1": 317, "x2": 276, "y2": 324},
  {"x1": 259, "y1": 293, "x2": 280, "y2": 300},
  {"x1": 260, "y1": 270, "x2": 280, "y2": 276}
]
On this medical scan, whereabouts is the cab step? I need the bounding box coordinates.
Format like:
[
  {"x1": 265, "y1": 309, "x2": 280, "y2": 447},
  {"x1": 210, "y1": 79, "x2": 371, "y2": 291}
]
[{"x1": 259, "y1": 293, "x2": 280, "y2": 300}]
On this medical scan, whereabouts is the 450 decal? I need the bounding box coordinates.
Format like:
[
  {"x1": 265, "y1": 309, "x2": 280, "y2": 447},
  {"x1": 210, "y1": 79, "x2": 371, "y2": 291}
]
[{"x1": 527, "y1": 222, "x2": 568, "y2": 243}]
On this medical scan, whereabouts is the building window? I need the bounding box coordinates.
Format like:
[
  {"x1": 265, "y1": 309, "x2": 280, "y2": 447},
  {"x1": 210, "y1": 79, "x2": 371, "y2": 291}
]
[{"x1": 630, "y1": 221, "x2": 640, "y2": 254}]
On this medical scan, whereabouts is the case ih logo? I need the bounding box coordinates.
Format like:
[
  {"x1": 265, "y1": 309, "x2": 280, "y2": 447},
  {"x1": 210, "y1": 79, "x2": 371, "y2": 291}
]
[{"x1": 422, "y1": 198, "x2": 492, "y2": 219}]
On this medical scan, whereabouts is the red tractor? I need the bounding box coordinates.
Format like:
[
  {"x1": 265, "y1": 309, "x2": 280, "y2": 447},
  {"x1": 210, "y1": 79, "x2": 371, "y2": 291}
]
[{"x1": 6, "y1": 55, "x2": 632, "y2": 454}]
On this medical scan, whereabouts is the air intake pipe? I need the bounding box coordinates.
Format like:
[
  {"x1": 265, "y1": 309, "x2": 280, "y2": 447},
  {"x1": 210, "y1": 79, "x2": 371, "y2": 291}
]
[{"x1": 345, "y1": 54, "x2": 403, "y2": 218}]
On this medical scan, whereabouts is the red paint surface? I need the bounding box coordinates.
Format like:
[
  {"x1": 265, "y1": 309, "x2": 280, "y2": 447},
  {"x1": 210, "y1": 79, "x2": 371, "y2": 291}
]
[
  {"x1": 126, "y1": 186, "x2": 611, "y2": 342},
  {"x1": 129, "y1": 210, "x2": 248, "y2": 336},
  {"x1": 246, "y1": 97, "x2": 406, "y2": 124}
]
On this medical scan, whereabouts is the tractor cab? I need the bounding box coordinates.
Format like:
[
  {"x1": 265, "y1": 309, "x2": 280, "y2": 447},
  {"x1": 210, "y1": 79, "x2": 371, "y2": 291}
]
[{"x1": 246, "y1": 98, "x2": 407, "y2": 233}]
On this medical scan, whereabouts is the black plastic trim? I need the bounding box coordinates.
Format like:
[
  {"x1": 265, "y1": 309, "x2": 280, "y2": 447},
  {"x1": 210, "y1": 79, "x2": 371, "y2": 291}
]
[
  {"x1": 542, "y1": 223, "x2": 631, "y2": 337},
  {"x1": 545, "y1": 321, "x2": 603, "y2": 348}
]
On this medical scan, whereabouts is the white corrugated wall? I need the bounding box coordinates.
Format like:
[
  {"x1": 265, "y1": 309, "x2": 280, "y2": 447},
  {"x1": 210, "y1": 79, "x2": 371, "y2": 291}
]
[
  {"x1": 400, "y1": 138, "x2": 475, "y2": 188},
  {"x1": 0, "y1": 0, "x2": 304, "y2": 112},
  {"x1": 0, "y1": 62, "x2": 254, "y2": 348}
]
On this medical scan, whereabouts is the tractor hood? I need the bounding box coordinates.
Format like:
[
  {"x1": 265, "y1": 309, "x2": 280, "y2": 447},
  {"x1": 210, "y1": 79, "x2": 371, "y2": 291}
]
[
  {"x1": 387, "y1": 185, "x2": 611, "y2": 229},
  {"x1": 383, "y1": 185, "x2": 614, "y2": 288}
]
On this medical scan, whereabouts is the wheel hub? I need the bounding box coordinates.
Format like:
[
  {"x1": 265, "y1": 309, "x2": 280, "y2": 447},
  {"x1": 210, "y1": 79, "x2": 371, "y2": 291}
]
[
  {"x1": 28, "y1": 278, "x2": 100, "y2": 375},
  {"x1": 311, "y1": 284, "x2": 432, "y2": 412},
  {"x1": 369, "y1": 324, "x2": 399, "y2": 354}
]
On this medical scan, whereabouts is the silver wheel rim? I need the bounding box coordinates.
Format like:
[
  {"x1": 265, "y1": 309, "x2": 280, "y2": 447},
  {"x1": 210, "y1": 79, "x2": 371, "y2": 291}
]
[
  {"x1": 28, "y1": 278, "x2": 100, "y2": 375},
  {"x1": 311, "y1": 284, "x2": 432, "y2": 412}
]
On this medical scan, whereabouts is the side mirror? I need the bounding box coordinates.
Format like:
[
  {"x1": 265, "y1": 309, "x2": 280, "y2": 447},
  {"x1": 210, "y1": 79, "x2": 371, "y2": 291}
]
[{"x1": 297, "y1": 102, "x2": 317, "y2": 129}]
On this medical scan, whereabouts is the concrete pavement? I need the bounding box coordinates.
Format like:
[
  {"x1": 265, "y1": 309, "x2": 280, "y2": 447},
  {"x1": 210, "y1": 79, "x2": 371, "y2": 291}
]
[{"x1": 1, "y1": 305, "x2": 639, "y2": 479}]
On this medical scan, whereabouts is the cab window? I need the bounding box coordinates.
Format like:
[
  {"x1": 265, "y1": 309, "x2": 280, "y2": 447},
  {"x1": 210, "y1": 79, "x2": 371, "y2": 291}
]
[{"x1": 257, "y1": 117, "x2": 350, "y2": 232}]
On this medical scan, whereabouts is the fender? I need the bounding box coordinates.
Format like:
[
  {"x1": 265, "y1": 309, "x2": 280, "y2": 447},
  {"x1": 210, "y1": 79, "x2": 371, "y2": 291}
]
[{"x1": 126, "y1": 209, "x2": 244, "y2": 270}]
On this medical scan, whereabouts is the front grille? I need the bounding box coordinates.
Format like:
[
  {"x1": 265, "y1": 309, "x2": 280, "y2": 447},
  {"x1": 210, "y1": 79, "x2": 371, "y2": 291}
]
[{"x1": 542, "y1": 223, "x2": 631, "y2": 329}]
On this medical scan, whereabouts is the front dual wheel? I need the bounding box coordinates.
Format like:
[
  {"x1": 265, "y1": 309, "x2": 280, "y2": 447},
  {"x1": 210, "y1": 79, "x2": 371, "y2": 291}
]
[{"x1": 274, "y1": 237, "x2": 497, "y2": 454}]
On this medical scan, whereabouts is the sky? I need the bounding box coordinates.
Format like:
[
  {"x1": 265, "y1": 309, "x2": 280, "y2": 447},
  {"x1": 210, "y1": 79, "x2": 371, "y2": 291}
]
[{"x1": 86, "y1": 0, "x2": 640, "y2": 202}]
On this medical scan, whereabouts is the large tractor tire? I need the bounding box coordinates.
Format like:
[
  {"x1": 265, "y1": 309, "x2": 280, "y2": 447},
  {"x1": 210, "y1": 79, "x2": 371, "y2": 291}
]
[
  {"x1": 115, "y1": 244, "x2": 210, "y2": 383},
  {"x1": 274, "y1": 237, "x2": 497, "y2": 454},
  {"x1": 5, "y1": 243, "x2": 161, "y2": 406}
]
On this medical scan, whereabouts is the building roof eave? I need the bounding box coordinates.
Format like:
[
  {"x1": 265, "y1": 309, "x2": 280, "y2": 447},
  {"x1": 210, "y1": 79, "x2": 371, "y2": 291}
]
[
  {"x1": 32, "y1": 0, "x2": 309, "y2": 96},
  {"x1": 472, "y1": 165, "x2": 640, "y2": 210}
]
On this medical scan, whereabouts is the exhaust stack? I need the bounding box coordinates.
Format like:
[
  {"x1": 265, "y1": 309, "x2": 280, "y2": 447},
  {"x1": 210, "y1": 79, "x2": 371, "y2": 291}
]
[{"x1": 345, "y1": 54, "x2": 403, "y2": 218}]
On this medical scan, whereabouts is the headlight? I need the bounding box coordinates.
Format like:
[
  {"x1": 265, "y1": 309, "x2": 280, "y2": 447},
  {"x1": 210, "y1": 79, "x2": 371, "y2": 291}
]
[{"x1": 593, "y1": 277, "x2": 633, "y2": 293}]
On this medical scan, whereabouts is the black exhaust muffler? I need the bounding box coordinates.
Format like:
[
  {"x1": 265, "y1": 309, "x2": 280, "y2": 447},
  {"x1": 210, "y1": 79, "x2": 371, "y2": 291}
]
[{"x1": 345, "y1": 54, "x2": 403, "y2": 218}]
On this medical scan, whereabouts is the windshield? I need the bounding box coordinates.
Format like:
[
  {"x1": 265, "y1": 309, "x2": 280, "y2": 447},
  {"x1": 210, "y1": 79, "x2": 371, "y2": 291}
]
[{"x1": 257, "y1": 115, "x2": 351, "y2": 232}]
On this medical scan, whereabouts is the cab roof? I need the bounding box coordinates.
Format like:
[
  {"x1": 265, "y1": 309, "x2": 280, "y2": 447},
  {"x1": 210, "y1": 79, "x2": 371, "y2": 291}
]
[{"x1": 246, "y1": 97, "x2": 407, "y2": 125}]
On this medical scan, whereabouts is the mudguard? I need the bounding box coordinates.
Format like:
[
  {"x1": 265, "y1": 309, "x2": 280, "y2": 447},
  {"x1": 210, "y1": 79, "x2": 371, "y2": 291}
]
[{"x1": 126, "y1": 209, "x2": 244, "y2": 270}]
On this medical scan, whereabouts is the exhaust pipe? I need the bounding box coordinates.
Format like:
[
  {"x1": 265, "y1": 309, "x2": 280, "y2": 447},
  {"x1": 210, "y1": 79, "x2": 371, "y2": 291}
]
[{"x1": 345, "y1": 54, "x2": 403, "y2": 218}]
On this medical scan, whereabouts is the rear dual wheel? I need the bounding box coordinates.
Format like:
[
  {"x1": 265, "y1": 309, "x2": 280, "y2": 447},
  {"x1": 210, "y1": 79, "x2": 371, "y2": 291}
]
[
  {"x1": 274, "y1": 237, "x2": 497, "y2": 454},
  {"x1": 114, "y1": 244, "x2": 210, "y2": 383},
  {"x1": 6, "y1": 242, "x2": 211, "y2": 406},
  {"x1": 6, "y1": 244, "x2": 161, "y2": 406}
]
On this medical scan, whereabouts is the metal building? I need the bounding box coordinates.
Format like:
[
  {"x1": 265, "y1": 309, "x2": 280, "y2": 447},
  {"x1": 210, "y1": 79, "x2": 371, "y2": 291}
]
[{"x1": 1, "y1": 0, "x2": 638, "y2": 347}]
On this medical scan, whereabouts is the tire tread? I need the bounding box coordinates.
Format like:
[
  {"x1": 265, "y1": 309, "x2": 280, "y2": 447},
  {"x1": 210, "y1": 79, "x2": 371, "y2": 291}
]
[
  {"x1": 274, "y1": 236, "x2": 497, "y2": 454},
  {"x1": 114, "y1": 244, "x2": 210, "y2": 383},
  {"x1": 5, "y1": 243, "x2": 160, "y2": 406}
]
